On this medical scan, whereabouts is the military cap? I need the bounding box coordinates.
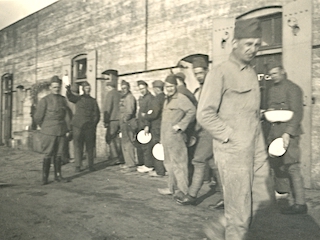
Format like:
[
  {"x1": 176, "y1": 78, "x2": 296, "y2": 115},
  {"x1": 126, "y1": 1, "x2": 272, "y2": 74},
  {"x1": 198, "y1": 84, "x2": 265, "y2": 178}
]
[
  {"x1": 102, "y1": 69, "x2": 118, "y2": 76},
  {"x1": 267, "y1": 60, "x2": 283, "y2": 71},
  {"x1": 50, "y1": 75, "x2": 62, "y2": 84},
  {"x1": 152, "y1": 80, "x2": 164, "y2": 88},
  {"x1": 192, "y1": 57, "x2": 208, "y2": 69},
  {"x1": 137, "y1": 80, "x2": 148, "y2": 87},
  {"x1": 82, "y1": 81, "x2": 90, "y2": 87},
  {"x1": 175, "y1": 72, "x2": 186, "y2": 81},
  {"x1": 234, "y1": 18, "x2": 262, "y2": 39},
  {"x1": 121, "y1": 80, "x2": 130, "y2": 88},
  {"x1": 165, "y1": 74, "x2": 177, "y2": 85}
]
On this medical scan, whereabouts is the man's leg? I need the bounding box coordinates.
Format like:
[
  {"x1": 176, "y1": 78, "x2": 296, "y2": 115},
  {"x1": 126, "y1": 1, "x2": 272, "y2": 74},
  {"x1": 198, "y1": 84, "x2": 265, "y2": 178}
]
[
  {"x1": 73, "y1": 127, "x2": 84, "y2": 172},
  {"x1": 85, "y1": 127, "x2": 96, "y2": 171}
]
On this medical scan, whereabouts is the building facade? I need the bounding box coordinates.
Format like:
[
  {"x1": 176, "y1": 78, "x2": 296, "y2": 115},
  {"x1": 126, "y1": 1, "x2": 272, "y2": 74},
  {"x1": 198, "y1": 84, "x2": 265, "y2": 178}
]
[{"x1": 1, "y1": 0, "x2": 320, "y2": 188}]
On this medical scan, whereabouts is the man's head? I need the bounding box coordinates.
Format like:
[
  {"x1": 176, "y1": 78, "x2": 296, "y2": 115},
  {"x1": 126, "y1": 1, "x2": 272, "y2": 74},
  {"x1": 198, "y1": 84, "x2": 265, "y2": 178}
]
[
  {"x1": 103, "y1": 69, "x2": 118, "y2": 90},
  {"x1": 121, "y1": 80, "x2": 130, "y2": 95},
  {"x1": 192, "y1": 57, "x2": 208, "y2": 85},
  {"x1": 165, "y1": 74, "x2": 177, "y2": 97},
  {"x1": 232, "y1": 18, "x2": 262, "y2": 64},
  {"x1": 137, "y1": 80, "x2": 148, "y2": 96},
  {"x1": 50, "y1": 76, "x2": 62, "y2": 95},
  {"x1": 268, "y1": 62, "x2": 286, "y2": 84},
  {"x1": 82, "y1": 81, "x2": 91, "y2": 95},
  {"x1": 152, "y1": 80, "x2": 164, "y2": 95},
  {"x1": 175, "y1": 72, "x2": 186, "y2": 86}
]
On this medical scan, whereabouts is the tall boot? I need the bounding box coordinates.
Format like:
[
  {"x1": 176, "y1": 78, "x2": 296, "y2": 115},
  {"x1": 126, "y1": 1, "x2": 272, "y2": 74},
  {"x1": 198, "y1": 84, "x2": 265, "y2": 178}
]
[
  {"x1": 42, "y1": 157, "x2": 51, "y2": 185},
  {"x1": 54, "y1": 157, "x2": 68, "y2": 183}
]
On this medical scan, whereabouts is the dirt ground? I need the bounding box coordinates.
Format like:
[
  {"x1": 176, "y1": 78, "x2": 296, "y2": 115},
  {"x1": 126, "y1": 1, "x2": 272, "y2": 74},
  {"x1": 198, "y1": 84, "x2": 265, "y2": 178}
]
[{"x1": 1, "y1": 146, "x2": 320, "y2": 240}]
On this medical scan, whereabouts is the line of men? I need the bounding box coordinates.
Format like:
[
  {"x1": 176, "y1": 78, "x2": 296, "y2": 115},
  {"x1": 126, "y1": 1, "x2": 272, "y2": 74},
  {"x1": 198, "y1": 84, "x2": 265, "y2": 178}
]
[{"x1": 34, "y1": 17, "x2": 307, "y2": 240}]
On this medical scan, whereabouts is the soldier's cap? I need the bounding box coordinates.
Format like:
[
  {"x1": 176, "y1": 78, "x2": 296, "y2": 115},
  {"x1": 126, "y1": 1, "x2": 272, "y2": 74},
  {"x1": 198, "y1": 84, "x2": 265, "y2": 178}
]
[
  {"x1": 102, "y1": 69, "x2": 118, "y2": 76},
  {"x1": 267, "y1": 60, "x2": 283, "y2": 71},
  {"x1": 82, "y1": 81, "x2": 90, "y2": 87},
  {"x1": 152, "y1": 80, "x2": 164, "y2": 88},
  {"x1": 50, "y1": 75, "x2": 62, "y2": 84},
  {"x1": 165, "y1": 74, "x2": 177, "y2": 85},
  {"x1": 192, "y1": 57, "x2": 208, "y2": 69},
  {"x1": 234, "y1": 18, "x2": 262, "y2": 39},
  {"x1": 175, "y1": 72, "x2": 186, "y2": 81},
  {"x1": 137, "y1": 80, "x2": 148, "y2": 87},
  {"x1": 121, "y1": 80, "x2": 130, "y2": 88}
]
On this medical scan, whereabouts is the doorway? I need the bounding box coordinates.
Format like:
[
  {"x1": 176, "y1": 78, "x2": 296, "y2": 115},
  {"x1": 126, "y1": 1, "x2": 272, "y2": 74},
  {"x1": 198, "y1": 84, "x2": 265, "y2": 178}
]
[{"x1": 1, "y1": 73, "x2": 13, "y2": 146}]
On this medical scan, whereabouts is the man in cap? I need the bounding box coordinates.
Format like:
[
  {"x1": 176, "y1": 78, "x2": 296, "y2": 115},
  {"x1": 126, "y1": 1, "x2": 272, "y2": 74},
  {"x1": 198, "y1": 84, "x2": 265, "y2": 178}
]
[
  {"x1": 267, "y1": 61, "x2": 307, "y2": 214},
  {"x1": 175, "y1": 72, "x2": 197, "y2": 106},
  {"x1": 119, "y1": 80, "x2": 137, "y2": 172},
  {"x1": 103, "y1": 70, "x2": 123, "y2": 165},
  {"x1": 175, "y1": 56, "x2": 223, "y2": 209},
  {"x1": 198, "y1": 18, "x2": 272, "y2": 239},
  {"x1": 136, "y1": 80, "x2": 155, "y2": 173},
  {"x1": 144, "y1": 80, "x2": 166, "y2": 177},
  {"x1": 34, "y1": 76, "x2": 72, "y2": 184},
  {"x1": 158, "y1": 74, "x2": 196, "y2": 197},
  {"x1": 66, "y1": 81, "x2": 100, "y2": 172}
]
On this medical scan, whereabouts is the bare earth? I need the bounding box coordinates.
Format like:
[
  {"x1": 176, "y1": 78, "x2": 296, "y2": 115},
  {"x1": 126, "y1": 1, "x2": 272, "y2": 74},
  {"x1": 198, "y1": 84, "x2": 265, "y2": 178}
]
[{"x1": 1, "y1": 146, "x2": 320, "y2": 240}]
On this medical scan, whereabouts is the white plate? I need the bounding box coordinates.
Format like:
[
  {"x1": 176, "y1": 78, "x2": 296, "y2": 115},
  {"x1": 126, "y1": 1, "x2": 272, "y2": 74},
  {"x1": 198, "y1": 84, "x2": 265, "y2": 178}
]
[
  {"x1": 264, "y1": 110, "x2": 293, "y2": 123},
  {"x1": 268, "y1": 138, "x2": 286, "y2": 157},
  {"x1": 152, "y1": 143, "x2": 164, "y2": 161},
  {"x1": 137, "y1": 130, "x2": 152, "y2": 144}
]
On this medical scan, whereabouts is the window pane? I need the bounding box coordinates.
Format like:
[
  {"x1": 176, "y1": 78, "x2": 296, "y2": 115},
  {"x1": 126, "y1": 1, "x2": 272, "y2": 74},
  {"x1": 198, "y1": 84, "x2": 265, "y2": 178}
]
[
  {"x1": 261, "y1": 19, "x2": 272, "y2": 47},
  {"x1": 274, "y1": 17, "x2": 282, "y2": 45}
]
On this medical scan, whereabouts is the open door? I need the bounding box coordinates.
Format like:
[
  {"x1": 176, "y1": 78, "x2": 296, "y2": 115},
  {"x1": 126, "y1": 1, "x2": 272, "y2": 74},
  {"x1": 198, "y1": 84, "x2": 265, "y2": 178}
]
[
  {"x1": 282, "y1": 0, "x2": 312, "y2": 188},
  {"x1": 1, "y1": 73, "x2": 13, "y2": 146},
  {"x1": 212, "y1": 18, "x2": 235, "y2": 66}
]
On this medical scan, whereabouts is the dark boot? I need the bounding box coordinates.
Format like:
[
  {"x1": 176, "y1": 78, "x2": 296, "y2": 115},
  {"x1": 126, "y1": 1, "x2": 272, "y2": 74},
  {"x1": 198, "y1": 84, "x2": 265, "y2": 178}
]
[
  {"x1": 54, "y1": 157, "x2": 69, "y2": 183},
  {"x1": 42, "y1": 157, "x2": 51, "y2": 185}
]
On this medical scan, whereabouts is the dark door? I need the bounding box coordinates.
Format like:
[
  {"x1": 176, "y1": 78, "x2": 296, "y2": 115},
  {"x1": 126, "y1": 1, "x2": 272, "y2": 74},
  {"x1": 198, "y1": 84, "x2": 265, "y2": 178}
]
[{"x1": 1, "y1": 74, "x2": 13, "y2": 146}]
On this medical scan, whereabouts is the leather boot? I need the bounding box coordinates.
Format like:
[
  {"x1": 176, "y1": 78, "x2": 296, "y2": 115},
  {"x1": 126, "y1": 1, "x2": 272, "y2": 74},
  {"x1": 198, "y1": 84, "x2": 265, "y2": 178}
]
[
  {"x1": 42, "y1": 157, "x2": 51, "y2": 185},
  {"x1": 54, "y1": 157, "x2": 68, "y2": 183}
]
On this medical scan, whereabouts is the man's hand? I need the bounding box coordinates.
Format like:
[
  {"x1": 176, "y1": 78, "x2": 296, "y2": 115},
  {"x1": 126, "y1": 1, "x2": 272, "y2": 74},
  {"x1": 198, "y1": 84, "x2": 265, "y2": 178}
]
[
  {"x1": 66, "y1": 131, "x2": 72, "y2": 138},
  {"x1": 141, "y1": 113, "x2": 146, "y2": 117},
  {"x1": 65, "y1": 84, "x2": 71, "y2": 91},
  {"x1": 172, "y1": 125, "x2": 181, "y2": 133},
  {"x1": 282, "y1": 133, "x2": 290, "y2": 149},
  {"x1": 104, "y1": 123, "x2": 109, "y2": 128},
  {"x1": 144, "y1": 126, "x2": 149, "y2": 134}
]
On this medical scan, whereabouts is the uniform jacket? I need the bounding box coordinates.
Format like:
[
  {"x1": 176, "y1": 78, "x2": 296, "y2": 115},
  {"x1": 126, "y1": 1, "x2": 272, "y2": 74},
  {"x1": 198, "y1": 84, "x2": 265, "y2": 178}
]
[
  {"x1": 34, "y1": 93, "x2": 72, "y2": 136},
  {"x1": 66, "y1": 91, "x2": 100, "y2": 129},
  {"x1": 197, "y1": 53, "x2": 263, "y2": 154},
  {"x1": 104, "y1": 88, "x2": 121, "y2": 124},
  {"x1": 144, "y1": 92, "x2": 165, "y2": 137},
  {"x1": 137, "y1": 91, "x2": 154, "y2": 129},
  {"x1": 120, "y1": 91, "x2": 137, "y2": 130},
  {"x1": 267, "y1": 79, "x2": 303, "y2": 140},
  {"x1": 161, "y1": 92, "x2": 196, "y2": 145}
]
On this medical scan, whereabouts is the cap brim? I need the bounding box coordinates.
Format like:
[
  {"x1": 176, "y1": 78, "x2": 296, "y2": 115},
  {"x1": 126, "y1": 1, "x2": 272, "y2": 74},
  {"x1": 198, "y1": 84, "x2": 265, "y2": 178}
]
[{"x1": 179, "y1": 53, "x2": 210, "y2": 64}]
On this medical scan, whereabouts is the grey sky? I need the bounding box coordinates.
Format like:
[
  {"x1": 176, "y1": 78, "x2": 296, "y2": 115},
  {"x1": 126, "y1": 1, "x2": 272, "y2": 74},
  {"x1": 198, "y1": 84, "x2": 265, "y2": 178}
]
[{"x1": 0, "y1": 0, "x2": 58, "y2": 30}]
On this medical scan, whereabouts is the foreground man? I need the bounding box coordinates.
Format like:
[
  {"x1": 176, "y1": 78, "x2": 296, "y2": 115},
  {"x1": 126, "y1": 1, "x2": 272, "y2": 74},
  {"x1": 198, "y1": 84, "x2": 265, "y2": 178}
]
[
  {"x1": 267, "y1": 62, "x2": 307, "y2": 215},
  {"x1": 34, "y1": 76, "x2": 72, "y2": 184},
  {"x1": 158, "y1": 74, "x2": 196, "y2": 196},
  {"x1": 66, "y1": 81, "x2": 100, "y2": 172},
  {"x1": 198, "y1": 18, "x2": 272, "y2": 239}
]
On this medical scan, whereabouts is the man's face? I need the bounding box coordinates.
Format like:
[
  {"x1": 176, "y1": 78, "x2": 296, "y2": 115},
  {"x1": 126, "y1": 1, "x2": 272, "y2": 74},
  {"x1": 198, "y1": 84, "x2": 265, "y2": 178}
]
[
  {"x1": 50, "y1": 82, "x2": 61, "y2": 95},
  {"x1": 193, "y1": 67, "x2": 208, "y2": 85},
  {"x1": 83, "y1": 85, "x2": 91, "y2": 95},
  {"x1": 138, "y1": 84, "x2": 147, "y2": 96},
  {"x1": 121, "y1": 85, "x2": 129, "y2": 95},
  {"x1": 165, "y1": 82, "x2": 177, "y2": 97},
  {"x1": 233, "y1": 38, "x2": 261, "y2": 64},
  {"x1": 269, "y1": 67, "x2": 285, "y2": 84}
]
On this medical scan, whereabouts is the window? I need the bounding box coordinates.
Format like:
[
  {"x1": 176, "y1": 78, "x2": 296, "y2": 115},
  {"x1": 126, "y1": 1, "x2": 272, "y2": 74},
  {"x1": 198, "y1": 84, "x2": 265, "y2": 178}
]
[
  {"x1": 259, "y1": 13, "x2": 282, "y2": 49},
  {"x1": 72, "y1": 54, "x2": 87, "y2": 83}
]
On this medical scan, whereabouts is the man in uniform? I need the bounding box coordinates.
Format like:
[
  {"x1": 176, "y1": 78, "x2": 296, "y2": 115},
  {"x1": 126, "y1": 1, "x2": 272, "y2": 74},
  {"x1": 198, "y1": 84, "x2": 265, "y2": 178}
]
[
  {"x1": 197, "y1": 18, "x2": 272, "y2": 239},
  {"x1": 34, "y1": 76, "x2": 72, "y2": 184},
  {"x1": 175, "y1": 57, "x2": 223, "y2": 209},
  {"x1": 144, "y1": 80, "x2": 166, "y2": 177},
  {"x1": 136, "y1": 80, "x2": 155, "y2": 173},
  {"x1": 103, "y1": 70, "x2": 123, "y2": 165},
  {"x1": 158, "y1": 74, "x2": 196, "y2": 197},
  {"x1": 267, "y1": 62, "x2": 307, "y2": 214},
  {"x1": 119, "y1": 80, "x2": 137, "y2": 173},
  {"x1": 66, "y1": 81, "x2": 100, "y2": 172}
]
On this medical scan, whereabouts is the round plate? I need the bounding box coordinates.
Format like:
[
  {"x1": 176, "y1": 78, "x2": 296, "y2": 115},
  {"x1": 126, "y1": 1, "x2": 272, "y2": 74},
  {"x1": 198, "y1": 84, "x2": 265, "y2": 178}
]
[
  {"x1": 268, "y1": 138, "x2": 286, "y2": 157},
  {"x1": 264, "y1": 110, "x2": 293, "y2": 123},
  {"x1": 137, "y1": 130, "x2": 152, "y2": 144},
  {"x1": 152, "y1": 143, "x2": 164, "y2": 161}
]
